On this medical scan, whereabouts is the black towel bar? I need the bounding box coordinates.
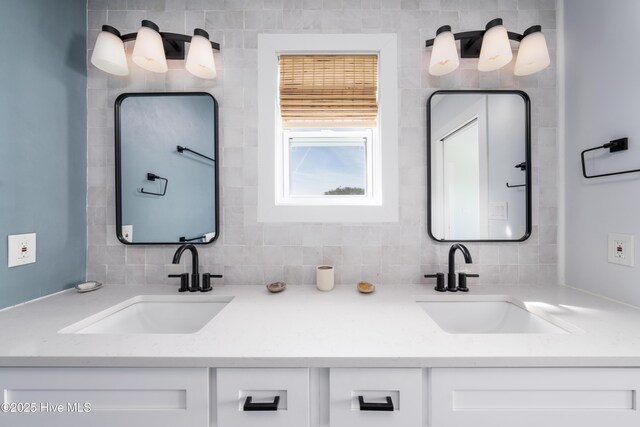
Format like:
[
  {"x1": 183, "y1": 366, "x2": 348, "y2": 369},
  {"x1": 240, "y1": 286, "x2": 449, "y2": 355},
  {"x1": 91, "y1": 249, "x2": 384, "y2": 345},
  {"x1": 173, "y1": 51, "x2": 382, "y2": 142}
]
[
  {"x1": 177, "y1": 145, "x2": 215, "y2": 163},
  {"x1": 581, "y1": 137, "x2": 640, "y2": 179}
]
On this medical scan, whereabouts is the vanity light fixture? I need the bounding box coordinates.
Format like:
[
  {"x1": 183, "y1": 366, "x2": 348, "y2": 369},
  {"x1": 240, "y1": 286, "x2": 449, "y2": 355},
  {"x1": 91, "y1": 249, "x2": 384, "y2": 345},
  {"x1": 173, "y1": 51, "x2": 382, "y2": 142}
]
[
  {"x1": 477, "y1": 19, "x2": 513, "y2": 72},
  {"x1": 131, "y1": 20, "x2": 168, "y2": 73},
  {"x1": 514, "y1": 25, "x2": 551, "y2": 76},
  {"x1": 185, "y1": 29, "x2": 217, "y2": 79},
  {"x1": 90, "y1": 26, "x2": 128, "y2": 76},
  {"x1": 91, "y1": 20, "x2": 220, "y2": 79},
  {"x1": 428, "y1": 25, "x2": 460, "y2": 76},
  {"x1": 425, "y1": 18, "x2": 550, "y2": 76}
]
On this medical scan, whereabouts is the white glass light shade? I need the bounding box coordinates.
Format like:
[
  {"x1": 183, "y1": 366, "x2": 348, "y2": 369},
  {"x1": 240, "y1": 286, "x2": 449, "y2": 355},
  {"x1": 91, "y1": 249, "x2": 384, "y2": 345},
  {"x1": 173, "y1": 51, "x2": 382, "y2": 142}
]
[
  {"x1": 91, "y1": 30, "x2": 128, "y2": 76},
  {"x1": 429, "y1": 31, "x2": 460, "y2": 76},
  {"x1": 132, "y1": 25, "x2": 167, "y2": 73},
  {"x1": 478, "y1": 24, "x2": 513, "y2": 71},
  {"x1": 514, "y1": 30, "x2": 550, "y2": 76},
  {"x1": 186, "y1": 34, "x2": 217, "y2": 79}
]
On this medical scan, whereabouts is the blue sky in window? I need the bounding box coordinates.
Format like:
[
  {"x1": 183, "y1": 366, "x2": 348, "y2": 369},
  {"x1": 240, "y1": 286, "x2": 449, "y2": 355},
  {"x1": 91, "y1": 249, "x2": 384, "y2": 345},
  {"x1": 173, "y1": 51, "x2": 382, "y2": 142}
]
[{"x1": 289, "y1": 145, "x2": 366, "y2": 196}]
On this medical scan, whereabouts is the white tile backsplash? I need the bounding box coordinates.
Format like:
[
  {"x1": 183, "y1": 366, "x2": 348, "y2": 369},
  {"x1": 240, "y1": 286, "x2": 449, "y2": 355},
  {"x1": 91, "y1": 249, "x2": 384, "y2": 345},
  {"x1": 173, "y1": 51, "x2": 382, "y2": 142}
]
[{"x1": 86, "y1": 0, "x2": 558, "y2": 287}]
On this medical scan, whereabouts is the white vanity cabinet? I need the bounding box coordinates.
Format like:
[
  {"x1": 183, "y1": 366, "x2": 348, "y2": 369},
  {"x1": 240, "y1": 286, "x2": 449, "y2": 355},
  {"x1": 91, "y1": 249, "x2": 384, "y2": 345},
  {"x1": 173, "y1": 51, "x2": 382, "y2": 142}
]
[
  {"x1": 213, "y1": 367, "x2": 424, "y2": 427},
  {"x1": 216, "y1": 368, "x2": 310, "y2": 427},
  {"x1": 0, "y1": 367, "x2": 209, "y2": 427},
  {"x1": 430, "y1": 368, "x2": 640, "y2": 427},
  {"x1": 2, "y1": 366, "x2": 639, "y2": 427},
  {"x1": 329, "y1": 368, "x2": 423, "y2": 427}
]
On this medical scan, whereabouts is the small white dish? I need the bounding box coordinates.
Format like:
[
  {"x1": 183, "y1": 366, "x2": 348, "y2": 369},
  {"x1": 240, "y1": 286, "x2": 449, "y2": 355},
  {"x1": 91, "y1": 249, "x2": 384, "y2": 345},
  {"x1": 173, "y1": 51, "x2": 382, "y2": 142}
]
[
  {"x1": 266, "y1": 281, "x2": 286, "y2": 293},
  {"x1": 75, "y1": 281, "x2": 103, "y2": 293}
]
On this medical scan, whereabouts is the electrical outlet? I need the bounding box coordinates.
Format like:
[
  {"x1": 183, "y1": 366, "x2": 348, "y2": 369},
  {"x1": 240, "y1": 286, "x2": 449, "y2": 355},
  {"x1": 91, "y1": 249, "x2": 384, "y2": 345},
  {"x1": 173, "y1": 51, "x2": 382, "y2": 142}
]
[
  {"x1": 608, "y1": 233, "x2": 634, "y2": 267},
  {"x1": 121, "y1": 225, "x2": 133, "y2": 242},
  {"x1": 8, "y1": 233, "x2": 37, "y2": 268}
]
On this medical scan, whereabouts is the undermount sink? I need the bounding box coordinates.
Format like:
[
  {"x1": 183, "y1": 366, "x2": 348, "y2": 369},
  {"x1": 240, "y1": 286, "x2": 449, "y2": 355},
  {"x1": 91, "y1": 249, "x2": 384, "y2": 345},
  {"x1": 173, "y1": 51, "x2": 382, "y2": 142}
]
[
  {"x1": 417, "y1": 296, "x2": 576, "y2": 334},
  {"x1": 59, "y1": 295, "x2": 233, "y2": 334}
]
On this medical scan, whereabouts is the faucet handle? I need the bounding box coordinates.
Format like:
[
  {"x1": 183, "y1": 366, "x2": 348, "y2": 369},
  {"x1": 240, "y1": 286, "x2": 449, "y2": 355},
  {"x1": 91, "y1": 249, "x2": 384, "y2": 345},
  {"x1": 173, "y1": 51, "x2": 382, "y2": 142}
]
[
  {"x1": 201, "y1": 273, "x2": 223, "y2": 292},
  {"x1": 424, "y1": 273, "x2": 446, "y2": 292},
  {"x1": 169, "y1": 273, "x2": 189, "y2": 292},
  {"x1": 457, "y1": 273, "x2": 479, "y2": 292}
]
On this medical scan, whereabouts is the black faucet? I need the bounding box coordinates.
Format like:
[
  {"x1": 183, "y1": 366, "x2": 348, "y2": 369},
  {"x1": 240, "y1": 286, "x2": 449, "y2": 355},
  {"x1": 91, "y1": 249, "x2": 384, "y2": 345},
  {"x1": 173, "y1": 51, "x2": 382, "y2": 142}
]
[
  {"x1": 172, "y1": 244, "x2": 200, "y2": 292},
  {"x1": 447, "y1": 243, "x2": 473, "y2": 292},
  {"x1": 168, "y1": 244, "x2": 223, "y2": 292}
]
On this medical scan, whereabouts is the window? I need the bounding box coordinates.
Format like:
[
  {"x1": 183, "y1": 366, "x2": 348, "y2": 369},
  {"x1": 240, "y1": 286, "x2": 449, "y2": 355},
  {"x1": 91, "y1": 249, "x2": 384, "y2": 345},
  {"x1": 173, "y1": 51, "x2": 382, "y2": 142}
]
[
  {"x1": 258, "y1": 34, "x2": 398, "y2": 222},
  {"x1": 277, "y1": 55, "x2": 380, "y2": 206},
  {"x1": 280, "y1": 129, "x2": 375, "y2": 205}
]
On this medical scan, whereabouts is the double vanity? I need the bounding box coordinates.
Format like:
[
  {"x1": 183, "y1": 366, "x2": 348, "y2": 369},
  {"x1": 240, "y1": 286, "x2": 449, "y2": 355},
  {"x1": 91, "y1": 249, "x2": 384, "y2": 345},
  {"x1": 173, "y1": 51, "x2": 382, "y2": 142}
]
[
  {"x1": 1, "y1": 284, "x2": 639, "y2": 427},
  {"x1": 1, "y1": 85, "x2": 629, "y2": 427}
]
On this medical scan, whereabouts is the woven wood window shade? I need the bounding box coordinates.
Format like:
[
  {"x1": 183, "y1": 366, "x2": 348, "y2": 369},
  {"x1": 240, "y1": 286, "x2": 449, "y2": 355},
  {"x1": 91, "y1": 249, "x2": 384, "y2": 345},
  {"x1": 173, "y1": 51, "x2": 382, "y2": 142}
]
[{"x1": 279, "y1": 54, "x2": 378, "y2": 127}]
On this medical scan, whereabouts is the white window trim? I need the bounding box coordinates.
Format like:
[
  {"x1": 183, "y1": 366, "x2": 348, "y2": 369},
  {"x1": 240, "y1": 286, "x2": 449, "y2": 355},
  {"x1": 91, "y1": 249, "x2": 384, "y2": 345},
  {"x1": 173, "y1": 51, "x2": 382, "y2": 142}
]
[
  {"x1": 257, "y1": 33, "x2": 399, "y2": 223},
  {"x1": 281, "y1": 128, "x2": 376, "y2": 205}
]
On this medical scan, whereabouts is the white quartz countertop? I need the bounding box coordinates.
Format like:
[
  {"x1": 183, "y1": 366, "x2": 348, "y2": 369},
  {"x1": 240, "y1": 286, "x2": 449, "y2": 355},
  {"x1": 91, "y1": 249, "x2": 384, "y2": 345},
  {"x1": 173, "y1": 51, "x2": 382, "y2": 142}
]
[{"x1": 1, "y1": 283, "x2": 639, "y2": 368}]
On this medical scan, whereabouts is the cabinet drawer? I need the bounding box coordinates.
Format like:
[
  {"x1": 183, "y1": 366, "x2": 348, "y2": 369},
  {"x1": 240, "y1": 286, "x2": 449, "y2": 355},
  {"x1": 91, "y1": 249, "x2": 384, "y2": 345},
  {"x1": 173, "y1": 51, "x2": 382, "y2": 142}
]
[
  {"x1": 431, "y1": 368, "x2": 640, "y2": 427},
  {"x1": 216, "y1": 368, "x2": 309, "y2": 427},
  {"x1": 0, "y1": 367, "x2": 208, "y2": 427},
  {"x1": 330, "y1": 368, "x2": 422, "y2": 427}
]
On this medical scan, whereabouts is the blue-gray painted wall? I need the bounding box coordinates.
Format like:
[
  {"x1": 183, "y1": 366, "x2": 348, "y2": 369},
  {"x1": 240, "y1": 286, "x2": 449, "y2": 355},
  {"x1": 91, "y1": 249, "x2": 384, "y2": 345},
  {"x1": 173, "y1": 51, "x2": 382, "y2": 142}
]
[
  {"x1": 564, "y1": 0, "x2": 640, "y2": 306},
  {"x1": 0, "y1": 0, "x2": 87, "y2": 309}
]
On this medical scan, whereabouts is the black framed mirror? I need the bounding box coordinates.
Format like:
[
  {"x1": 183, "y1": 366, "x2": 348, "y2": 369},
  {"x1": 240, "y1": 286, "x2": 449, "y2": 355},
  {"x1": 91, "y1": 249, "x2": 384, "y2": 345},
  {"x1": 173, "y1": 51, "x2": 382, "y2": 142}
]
[
  {"x1": 115, "y1": 92, "x2": 219, "y2": 245},
  {"x1": 427, "y1": 90, "x2": 531, "y2": 242}
]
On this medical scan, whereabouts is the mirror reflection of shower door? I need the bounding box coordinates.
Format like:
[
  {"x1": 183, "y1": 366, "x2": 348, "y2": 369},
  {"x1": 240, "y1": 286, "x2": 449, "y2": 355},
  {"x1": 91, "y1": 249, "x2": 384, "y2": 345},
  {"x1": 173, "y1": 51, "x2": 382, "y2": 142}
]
[{"x1": 440, "y1": 118, "x2": 489, "y2": 240}]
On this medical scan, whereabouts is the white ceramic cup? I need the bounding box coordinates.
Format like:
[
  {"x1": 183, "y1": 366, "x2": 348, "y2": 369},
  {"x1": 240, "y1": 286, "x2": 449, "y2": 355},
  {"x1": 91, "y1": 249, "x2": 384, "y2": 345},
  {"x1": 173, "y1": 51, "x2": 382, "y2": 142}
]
[{"x1": 316, "y1": 265, "x2": 334, "y2": 291}]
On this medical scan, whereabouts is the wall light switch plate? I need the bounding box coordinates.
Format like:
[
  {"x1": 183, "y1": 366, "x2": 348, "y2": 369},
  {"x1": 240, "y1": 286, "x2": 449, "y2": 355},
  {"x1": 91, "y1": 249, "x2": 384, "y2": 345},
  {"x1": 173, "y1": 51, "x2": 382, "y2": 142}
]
[
  {"x1": 608, "y1": 233, "x2": 634, "y2": 267},
  {"x1": 488, "y1": 202, "x2": 508, "y2": 220},
  {"x1": 8, "y1": 233, "x2": 37, "y2": 268}
]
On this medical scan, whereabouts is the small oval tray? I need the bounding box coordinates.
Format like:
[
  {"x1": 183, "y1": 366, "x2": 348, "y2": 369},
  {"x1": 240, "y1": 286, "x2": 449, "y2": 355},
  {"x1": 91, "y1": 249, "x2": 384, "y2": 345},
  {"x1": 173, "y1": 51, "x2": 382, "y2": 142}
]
[
  {"x1": 75, "y1": 281, "x2": 103, "y2": 293},
  {"x1": 357, "y1": 281, "x2": 375, "y2": 294},
  {"x1": 266, "y1": 281, "x2": 286, "y2": 293}
]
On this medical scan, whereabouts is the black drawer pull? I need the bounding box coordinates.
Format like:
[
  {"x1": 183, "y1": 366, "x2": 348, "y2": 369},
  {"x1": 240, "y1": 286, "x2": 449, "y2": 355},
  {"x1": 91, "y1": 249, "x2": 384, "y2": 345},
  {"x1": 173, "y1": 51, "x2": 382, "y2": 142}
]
[
  {"x1": 358, "y1": 396, "x2": 394, "y2": 411},
  {"x1": 243, "y1": 396, "x2": 280, "y2": 411}
]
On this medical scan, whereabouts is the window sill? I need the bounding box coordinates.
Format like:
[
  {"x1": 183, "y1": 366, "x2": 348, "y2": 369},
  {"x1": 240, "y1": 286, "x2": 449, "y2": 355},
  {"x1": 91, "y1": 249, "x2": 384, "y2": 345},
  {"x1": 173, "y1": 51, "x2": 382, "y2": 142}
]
[{"x1": 258, "y1": 203, "x2": 398, "y2": 223}]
